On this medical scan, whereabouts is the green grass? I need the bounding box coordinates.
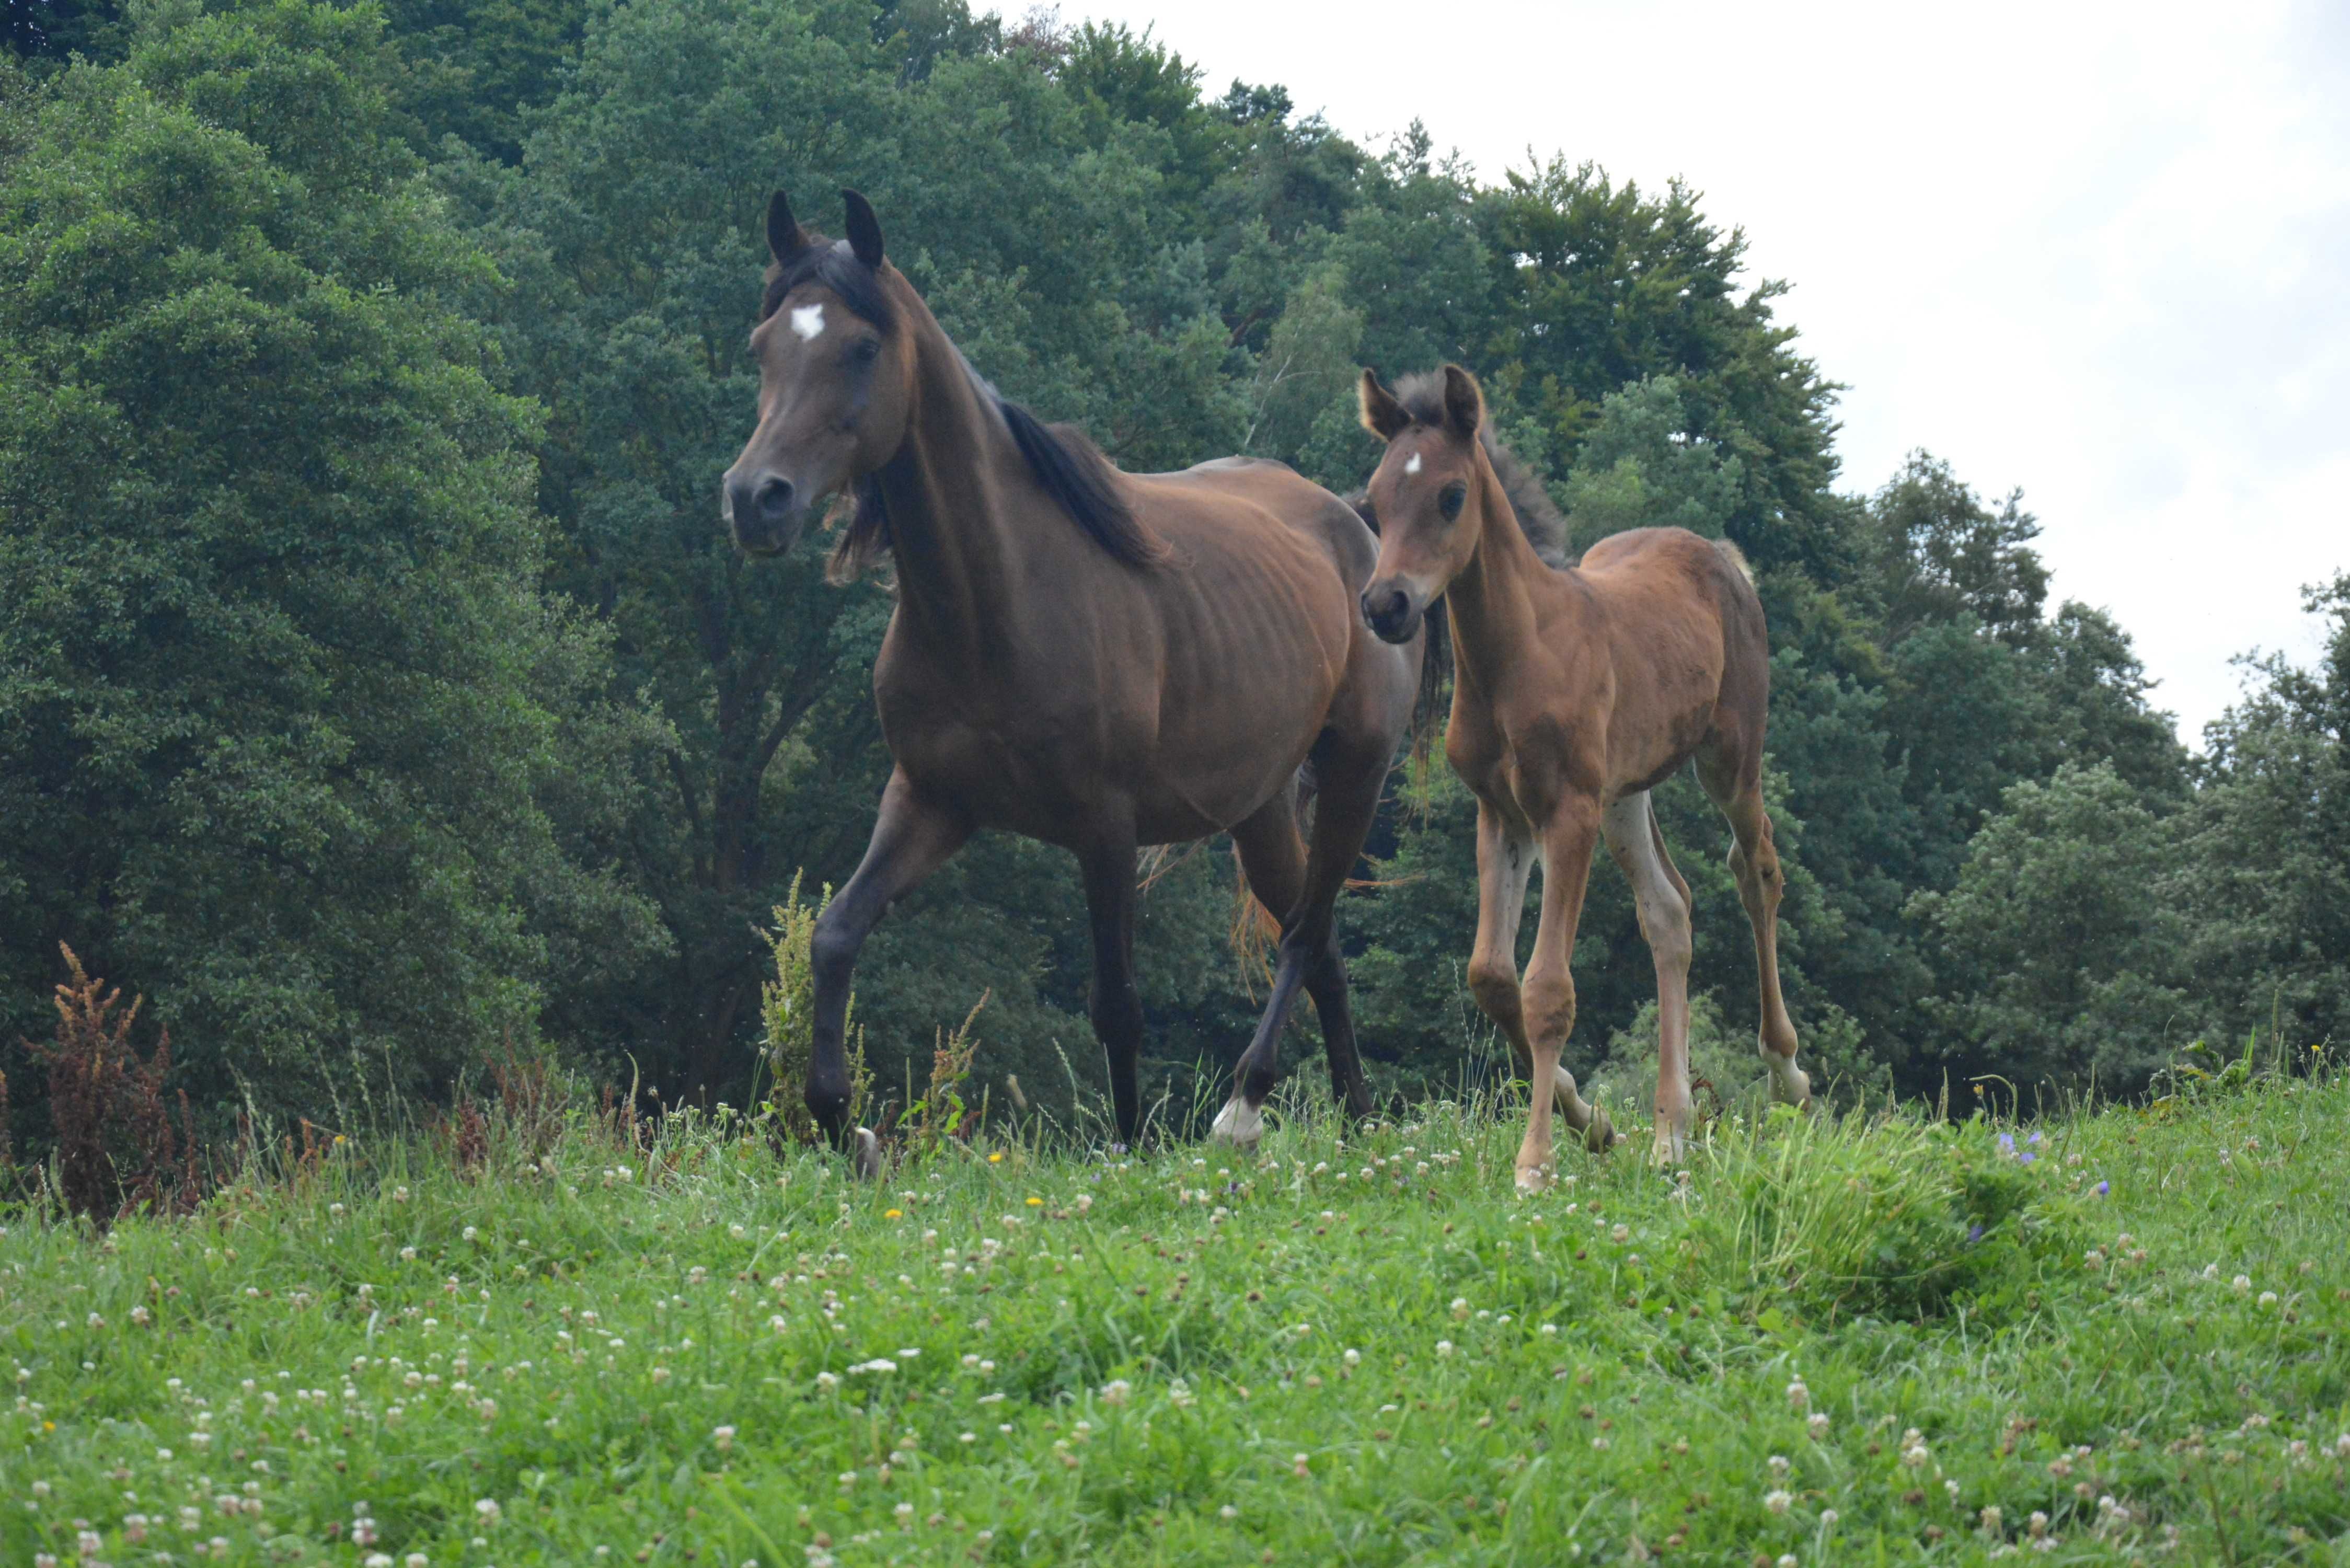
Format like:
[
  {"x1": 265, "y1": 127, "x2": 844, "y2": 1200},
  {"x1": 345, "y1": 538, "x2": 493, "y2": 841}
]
[{"x1": 5, "y1": 1076, "x2": 2348, "y2": 1566}]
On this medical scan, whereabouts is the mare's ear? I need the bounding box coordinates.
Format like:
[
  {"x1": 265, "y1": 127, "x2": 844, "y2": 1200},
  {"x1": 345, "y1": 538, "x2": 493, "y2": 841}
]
[
  {"x1": 1440, "y1": 364, "x2": 1483, "y2": 438},
  {"x1": 767, "y1": 190, "x2": 810, "y2": 266},
  {"x1": 842, "y1": 189, "x2": 885, "y2": 269},
  {"x1": 1358, "y1": 369, "x2": 1411, "y2": 441}
]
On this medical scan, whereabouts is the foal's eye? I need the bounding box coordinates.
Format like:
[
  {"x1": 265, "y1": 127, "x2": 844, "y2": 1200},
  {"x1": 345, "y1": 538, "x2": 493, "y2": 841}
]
[
  {"x1": 1437, "y1": 482, "x2": 1468, "y2": 522},
  {"x1": 847, "y1": 338, "x2": 881, "y2": 366}
]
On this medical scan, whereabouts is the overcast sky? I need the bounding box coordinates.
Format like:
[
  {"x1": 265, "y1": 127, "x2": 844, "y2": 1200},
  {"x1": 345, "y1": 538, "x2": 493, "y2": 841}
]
[{"x1": 1006, "y1": 1, "x2": 2350, "y2": 742}]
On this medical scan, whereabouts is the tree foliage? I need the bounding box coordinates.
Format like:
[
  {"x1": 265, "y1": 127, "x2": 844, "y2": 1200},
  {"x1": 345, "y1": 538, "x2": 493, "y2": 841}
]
[{"x1": 5, "y1": 0, "x2": 2335, "y2": 1153}]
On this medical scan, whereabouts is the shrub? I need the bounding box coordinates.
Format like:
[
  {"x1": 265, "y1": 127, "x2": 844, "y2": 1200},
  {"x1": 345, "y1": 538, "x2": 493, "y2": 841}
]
[{"x1": 19, "y1": 944, "x2": 207, "y2": 1223}]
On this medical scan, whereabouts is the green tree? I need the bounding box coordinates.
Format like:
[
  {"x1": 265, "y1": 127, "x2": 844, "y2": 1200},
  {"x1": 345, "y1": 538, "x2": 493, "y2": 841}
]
[
  {"x1": 0, "y1": 0, "x2": 663, "y2": 1126},
  {"x1": 2172, "y1": 576, "x2": 2350, "y2": 1052},
  {"x1": 1911, "y1": 763, "x2": 2192, "y2": 1094}
]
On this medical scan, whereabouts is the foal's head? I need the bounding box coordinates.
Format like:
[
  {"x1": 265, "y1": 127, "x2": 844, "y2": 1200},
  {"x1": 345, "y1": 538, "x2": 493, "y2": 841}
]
[
  {"x1": 722, "y1": 190, "x2": 916, "y2": 557},
  {"x1": 1355, "y1": 364, "x2": 1503, "y2": 644}
]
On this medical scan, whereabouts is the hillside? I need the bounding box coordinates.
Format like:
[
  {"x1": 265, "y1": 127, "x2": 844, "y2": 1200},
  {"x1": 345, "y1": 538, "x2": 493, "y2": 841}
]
[{"x1": 4, "y1": 1076, "x2": 2346, "y2": 1565}]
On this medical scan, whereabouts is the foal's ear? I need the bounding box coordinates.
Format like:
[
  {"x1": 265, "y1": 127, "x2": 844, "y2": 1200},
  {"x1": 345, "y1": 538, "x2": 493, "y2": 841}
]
[
  {"x1": 767, "y1": 190, "x2": 810, "y2": 266},
  {"x1": 1440, "y1": 364, "x2": 1483, "y2": 438},
  {"x1": 842, "y1": 189, "x2": 885, "y2": 269},
  {"x1": 1359, "y1": 369, "x2": 1411, "y2": 441}
]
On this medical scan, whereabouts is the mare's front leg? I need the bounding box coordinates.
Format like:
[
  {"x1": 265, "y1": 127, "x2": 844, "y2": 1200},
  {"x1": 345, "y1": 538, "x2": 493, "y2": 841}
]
[
  {"x1": 1515, "y1": 799, "x2": 1605, "y2": 1192},
  {"x1": 1079, "y1": 820, "x2": 1147, "y2": 1147},
  {"x1": 809, "y1": 768, "x2": 969, "y2": 1177}
]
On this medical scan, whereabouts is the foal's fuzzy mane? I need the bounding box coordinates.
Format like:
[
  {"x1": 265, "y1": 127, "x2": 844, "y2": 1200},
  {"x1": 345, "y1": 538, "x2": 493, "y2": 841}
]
[
  {"x1": 1386, "y1": 371, "x2": 1571, "y2": 568},
  {"x1": 763, "y1": 228, "x2": 1161, "y2": 581}
]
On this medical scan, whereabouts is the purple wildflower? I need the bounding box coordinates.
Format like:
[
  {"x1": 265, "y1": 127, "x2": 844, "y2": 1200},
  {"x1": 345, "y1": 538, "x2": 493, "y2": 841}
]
[
  {"x1": 1967, "y1": 1224, "x2": 1986, "y2": 1244},
  {"x1": 2093, "y1": 1180, "x2": 2110, "y2": 1197}
]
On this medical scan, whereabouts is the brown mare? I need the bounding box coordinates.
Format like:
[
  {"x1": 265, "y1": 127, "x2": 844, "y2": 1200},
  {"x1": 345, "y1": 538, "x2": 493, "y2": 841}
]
[
  {"x1": 1355, "y1": 366, "x2": 1810, "y2": 1183},
  {"x1": 721, "y1": 191, "x2": 1421, "y2": 1171}
]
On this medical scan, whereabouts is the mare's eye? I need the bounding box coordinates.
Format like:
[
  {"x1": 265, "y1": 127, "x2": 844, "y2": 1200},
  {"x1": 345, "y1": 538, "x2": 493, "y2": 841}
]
[
  {"x1": 848, "y1": 338, "x2": 881, "y2": 366},
  {"x1": 1437, "y1": 482, "x2": 1467, "y2": 522}
]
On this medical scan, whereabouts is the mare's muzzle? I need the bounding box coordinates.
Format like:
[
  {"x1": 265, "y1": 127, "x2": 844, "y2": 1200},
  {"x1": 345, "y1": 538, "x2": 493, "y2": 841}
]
[
  {"x1": 1361, "y1": 579, "x2": 1424, "y2": 644},
  {"x1": 722, "y1": 469, "x2": 812, "y2": 556}
]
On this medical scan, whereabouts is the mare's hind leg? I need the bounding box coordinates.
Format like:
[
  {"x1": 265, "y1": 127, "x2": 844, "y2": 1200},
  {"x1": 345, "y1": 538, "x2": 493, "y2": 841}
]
[
  {"x1": 1212, "y1": 792, "x2": 1307, "y2": 1148},
  {"x1": 1212, "y1": 738, "x2": 1385, "y2": 1148},
  {"x1": 810, "y1": 768, "x2": 971, "y2": 1176},
  {"x1": 1465, "y1": 800, "x2": 1610, "y2": 1165},
  {"x1": 1078, "y1": 818, "x2": 1149, "y2": 1147},
  {"x1": 1696, "y1": 751, "x2": 1809, "y2": 1108},
  {"x1": 1602, "y1": 791, "x2": 1696, "y2": 1164}
]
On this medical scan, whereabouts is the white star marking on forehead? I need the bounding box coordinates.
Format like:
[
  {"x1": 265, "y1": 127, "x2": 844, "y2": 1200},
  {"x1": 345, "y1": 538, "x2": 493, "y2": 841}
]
[
  {"x1": 790, "y1": 303, "x2": 826, "y2": 342},
  {"x1": 1404, "y1": 452, "x2": 1423, "y2": 476}
]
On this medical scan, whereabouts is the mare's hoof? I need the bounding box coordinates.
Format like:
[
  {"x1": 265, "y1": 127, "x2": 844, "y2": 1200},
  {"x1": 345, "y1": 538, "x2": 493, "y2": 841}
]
[
  {"x1": 852, "y1": 1126, "x2": 881, "y2": 1180},
  {"x1": 1208, "y1": 1098, "x2": 1266, "y2": 1150}
]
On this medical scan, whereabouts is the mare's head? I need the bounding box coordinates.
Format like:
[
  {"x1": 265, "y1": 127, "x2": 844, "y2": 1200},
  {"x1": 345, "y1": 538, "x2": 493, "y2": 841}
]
[
  {"x1": 1356, "y1": 364, "x2": 1502, "y2": 644},
  {"x1": 722, "y1": 190, "x2": 915, "y2": 557}
]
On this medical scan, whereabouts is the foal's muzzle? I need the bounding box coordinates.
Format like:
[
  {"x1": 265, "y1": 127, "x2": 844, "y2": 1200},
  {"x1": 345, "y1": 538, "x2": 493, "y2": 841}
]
[
  {"x1": 721, "y1": 469, "x2": 811, "y2": 557},
  {"x1": 1362, "y1": 580, "x2": 1424, "y2": 644}
]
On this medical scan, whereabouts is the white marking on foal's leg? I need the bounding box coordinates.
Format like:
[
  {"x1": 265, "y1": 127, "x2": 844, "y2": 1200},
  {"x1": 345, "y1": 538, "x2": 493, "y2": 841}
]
[
  {"x1": 1208, "y1": 1096, "x2": 1265, "y2": 1149},
  {"x1": 1404, "y1": 452, "x2": 1423, "y2": 476},
  {"x1": 790, "y1": 303, "x2": 827, "y2": 342},
  {"x1": 853, "y1": 1125, "x2": 881, "y2": 1179}
]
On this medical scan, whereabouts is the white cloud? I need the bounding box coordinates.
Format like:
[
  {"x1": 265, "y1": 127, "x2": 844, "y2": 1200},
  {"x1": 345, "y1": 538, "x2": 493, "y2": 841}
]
[{"x1": 1023, "y1": 0, "x2": 2350, "y2": 740}]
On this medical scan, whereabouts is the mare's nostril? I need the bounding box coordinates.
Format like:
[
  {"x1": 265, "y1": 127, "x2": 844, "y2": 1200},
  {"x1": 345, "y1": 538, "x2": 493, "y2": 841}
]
[{"x1": 755, "y1": 476, "x2": 796, "y2": 522}]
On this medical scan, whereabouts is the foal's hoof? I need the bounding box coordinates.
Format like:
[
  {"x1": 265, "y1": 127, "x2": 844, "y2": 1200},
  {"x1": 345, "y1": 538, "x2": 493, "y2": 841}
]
[
  {"x1": 1208, "y1": 1097, "x2": 1265, "y2": 1150},
  {"x1": 852, "y1": 1126, "x2": 882, "y2": 1180},
  {"x1": 1649, "y1": 1125, "x2": 1689, "y2": 1167},
  {"x1": 1760, "y1": 1047, "x2": 1812, "y2": 1111},
  {"x1": 1513, "y1": 1162, "x2": 1552, "y2": 1195},
  {"x1": 1583, "y1": 1107, "x2": 1616, "y2": 1154}
]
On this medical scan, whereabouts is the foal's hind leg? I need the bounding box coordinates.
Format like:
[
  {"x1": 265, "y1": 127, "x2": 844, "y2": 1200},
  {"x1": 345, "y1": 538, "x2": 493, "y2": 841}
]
[
  {"x1": 1602, "y1": 791, "x2": 1697, "y2": 1163},
  {"x1": 1697, "y1": 755, "x2": 1809, "y2": 1108}
]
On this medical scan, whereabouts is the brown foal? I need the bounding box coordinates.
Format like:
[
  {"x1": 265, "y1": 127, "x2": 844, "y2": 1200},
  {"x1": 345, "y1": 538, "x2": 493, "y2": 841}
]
[
  {"x1": 1356, "y1": 366, "x2": 1809, "y2": 1181},
  {"x1": 721, "y1": 191, "x2": 1420, "y2": 1170}
]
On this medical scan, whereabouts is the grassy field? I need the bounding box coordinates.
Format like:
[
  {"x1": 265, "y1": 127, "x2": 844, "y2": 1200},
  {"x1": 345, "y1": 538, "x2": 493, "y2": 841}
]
[{"x1": 4, "y1": 1073, "x2": 2347, "y2": 1566}]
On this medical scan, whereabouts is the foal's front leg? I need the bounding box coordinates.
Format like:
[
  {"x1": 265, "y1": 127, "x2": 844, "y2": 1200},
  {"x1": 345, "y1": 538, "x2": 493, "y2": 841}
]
[
  {"x1": 1514, "y1": 801, "x2": 1605, "y2": 1192},
  {"x1": 1464, "y1": 801, "x2": 1608, "y2": 1191},
  {"x1": 1078, "y1": 823, "x2": 1148, "y2": 1146}
]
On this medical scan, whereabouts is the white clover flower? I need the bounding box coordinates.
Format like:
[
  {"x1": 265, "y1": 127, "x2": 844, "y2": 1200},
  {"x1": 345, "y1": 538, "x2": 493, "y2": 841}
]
[
  {"x1": 713, "y1": 1425, "x2": 736, "y2": 1450},
  {"x1": 474, "y1": 1498, "x2": 501, "y2": 1524},
  {"x1": 1099, "y1": 1380, "x2": 1132, "y2": 1405},
  {"x1": 2232, "y1": 1274, "x2": 2251, "y2": 1295},
  {"x1": 1450, "y1": 1297, "x2": 1471, "y2": 1321},
  {"x1": 1786, "y1": 1378, "x2": 1810, "y2": 1410},
  {"x1": 1435, "y1": 1340, "x2": 1455, "y2": 1358},
  {"x1": 1807, "y1": 1412, "x2": 1831, "y2": 1440},
  {"x1": 1764, "y1": 1488, "x2": 1792, "y2": 1514}
]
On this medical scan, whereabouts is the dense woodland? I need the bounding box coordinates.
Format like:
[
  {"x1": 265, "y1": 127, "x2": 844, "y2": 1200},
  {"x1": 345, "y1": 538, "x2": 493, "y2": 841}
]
[{"x1": 5, "y1": 0, "x2": 2346, "y2": 1147}]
